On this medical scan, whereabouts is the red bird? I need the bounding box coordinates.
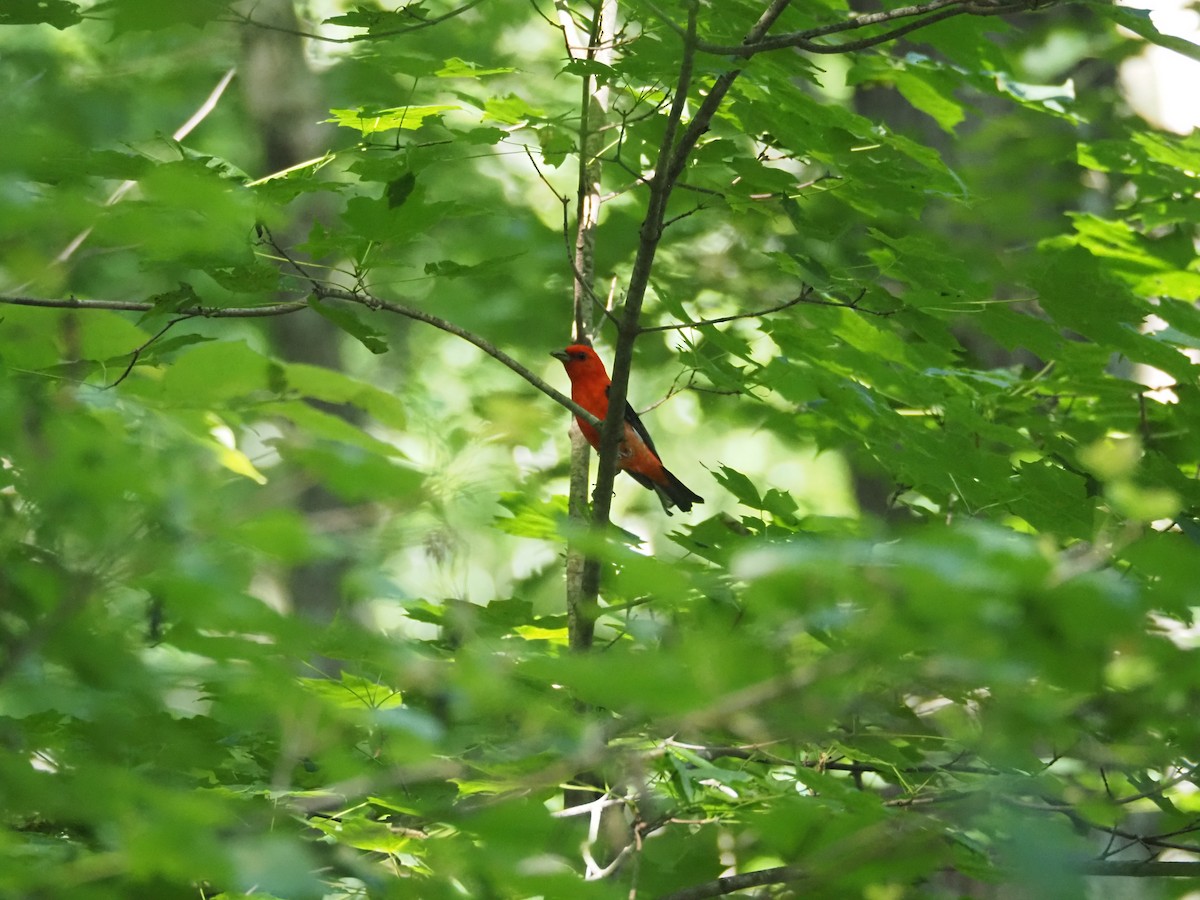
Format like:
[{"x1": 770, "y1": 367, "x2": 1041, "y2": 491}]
[{"x1": 551, "y1": 344, "x2": 703, "y2": 515}]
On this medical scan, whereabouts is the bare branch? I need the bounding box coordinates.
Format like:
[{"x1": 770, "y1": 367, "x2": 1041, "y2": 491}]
[
  {"x1": 646, "y1": 0, "x2": 1056, "y2": 58},
  {"x1": 106, "y1": 314, "x2": 193, "y2": 389},
  {"x1": 1114, "y1": 763, "x2": 1199, "y2": 805},
  {"x1": 656, "y1": 865, "x2": 807, "y2": 900},
  {"x1": 793, "y1": 5, "x2": 972, "y2": 54},
  {"x1": 308, "y1": 287, "x2": 602, "y2": 429},
  {"x1": 0, "y1": 290, "x2": 601, "y2": 429},
  {"x1": 639, "y1": 286, "x2": 891, "y2": 333},
  {"x1": 691, "y1": 0, "x2": 966, "y2": 53},
  {"x1": 521, "y1": 145, "x2": 620, "y2": 336},
  {"x1": 229, "y1": 0, "x2": 488, "y2": 45},
  {"x1": 1079, "y1": 861, "x2": 1200, "y2": 877},
  {"x1": 567, "y1": 0, "x2": 618, "y2": 344},
  {"x1": 0, "y1": 295, "x2": 306, "y2": 317},
  {"x1": 798, "y1": 0, "x2": 973, "y2": 38},
  {"x1": 660, "y1": 202, "x2": 710, "y2": 229}
]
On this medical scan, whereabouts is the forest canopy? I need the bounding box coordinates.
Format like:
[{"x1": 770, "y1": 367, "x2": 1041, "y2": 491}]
[{"x1": 2, "y1": 1, "x2": 1200, "y2": 898}]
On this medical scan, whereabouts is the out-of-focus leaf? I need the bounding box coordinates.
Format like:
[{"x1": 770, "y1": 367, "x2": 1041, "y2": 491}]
[
  {"x1": 326, "y1": 105, "x2": 459, "y2": 135},
  {"x1": 308, "y1": 298, "x2": 390, "y2": 354},
  {"x1": 0, "y1": 0, "x2": 82, "y2": 28}
]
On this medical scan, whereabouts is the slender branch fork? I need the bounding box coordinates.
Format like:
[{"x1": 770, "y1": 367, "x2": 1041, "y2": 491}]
[
  {"x1": 644, "y1": 0, "x2": 1056, "y2": 58},
  {"x1": 576, "y1": 0, "x2": 1057, "y2": 548},
  {"x1": 584, "y1": 0, "x2": 793, "y2": 600}
]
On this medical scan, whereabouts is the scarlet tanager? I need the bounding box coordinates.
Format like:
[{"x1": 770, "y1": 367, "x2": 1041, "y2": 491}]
[{"x1": 551, "y1": 344, "x2": 703, "y2": 515}]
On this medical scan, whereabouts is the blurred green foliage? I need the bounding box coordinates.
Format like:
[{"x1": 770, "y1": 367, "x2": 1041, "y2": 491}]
[{"x1": 2, "y1": 1, "x2": 1200, "y2": 898}]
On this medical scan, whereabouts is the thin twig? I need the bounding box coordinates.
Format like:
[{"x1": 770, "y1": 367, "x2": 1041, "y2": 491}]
[
  {"x1": 644, "y1": 0, "x2": 1051, "y2": 58},
  {"x1": 639, "y1": 286, "x2": 889, "y2": 333},
  {"x1": 1006, "y1": 795, "x2": 1200, "y2": 856},
  {"x1": 256, "y1": 223, "x2": 333, "y2": 299},
  {"x1": 0, "y1": 295, "x2": 307, "y2": 317},
  {"x1": 0, "y1": 290, "x2": 600, "y2": 429},
  {"x1": 638, "y1": 368, "x2": 698, "y2": 414},
  {"x1": 1114, "y1": 764, "x2": 1198, "y2": 805},
  {"x1": 1077, "y1": 861, "x2": 1200, "y2": 877},
  {"x1": 229, "y1": 0, "x2": 487, "y2": 45},
  {"x1": 661, "y1": 203, "x2": 710, "y2": 229},
  {"x1": 106, "y1": 314, "x2": 194, "y2": 389},
  {"x1": 655, "y1": 865, "x2": 807, "y2": 900},
  {"x1": 315, "y1": 288, "x2": 602, "y2": 429},
  {"x1": 795, "y1": 6, "x2": 971, "y2": 54},
  {"x1": 7, "y1": 68, "x2": 236, "y2": 295},
  {"x1": 520, "y1": 145, "x2": 619, "y2": 334},
  {"x1": 587, "y1": 0, "x2": 705, "y2": 538}
]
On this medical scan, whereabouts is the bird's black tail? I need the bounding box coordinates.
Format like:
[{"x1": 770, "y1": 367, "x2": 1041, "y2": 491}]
[{"x1": 649, "y1": 468, "x2": 703, "y2": 515}]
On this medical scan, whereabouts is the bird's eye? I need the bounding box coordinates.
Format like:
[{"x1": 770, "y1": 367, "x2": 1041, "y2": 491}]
[{"x1": 572, "y1": 351, "x2": 586, "y2": 360}]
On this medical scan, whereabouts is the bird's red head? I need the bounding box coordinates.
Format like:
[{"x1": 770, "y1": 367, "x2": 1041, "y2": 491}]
[{"x1": 551, "y1": 344, "x2": 609, "y2": 381}]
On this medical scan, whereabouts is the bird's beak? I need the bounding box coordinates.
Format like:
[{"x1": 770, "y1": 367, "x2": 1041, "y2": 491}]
[{"x1": 550, "y1": 349, "x2": 569, "y2": 361}]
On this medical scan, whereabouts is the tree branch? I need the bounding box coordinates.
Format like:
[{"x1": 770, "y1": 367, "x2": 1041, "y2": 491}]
[
  {"x1": 551, "y1": 0, "x2": 620, "y2": 655},
  {"x1": 637, "y1": 286, "x2": 891, "y2": 333},
  {"x1": 585, "y1": 0, "x2": 702, "y2": 549},
  {"x1": 580, "y1": 1, "x2": 796, "y2": 624},
  {"x1": 1078, "y1": 861, "x2": 1200, "y2": 877},
  {"x1": 0, "y1": 295, "x2": 307, "y2": 317},
  {"x1": 106, "y1": 314, "x2": 192, "y2": 389},
  {"x1": 0, "y1": 291, "x2": 601, "y2": 430},
  {"x1": 790, "y1": 5, "x2": 974, "y2": 55},
  {"x1": 656, "y1": 865, "x2": 807, "y2": 900},
  {"x1": 229, "y1": 0, "x2": 488, "y2": 45},
  {"x1": 645, "y1": 0, "x2": 1055, "y2": 58},
  {"x1": 306, "y1": 288, "x2": 604, "y2": 428}
]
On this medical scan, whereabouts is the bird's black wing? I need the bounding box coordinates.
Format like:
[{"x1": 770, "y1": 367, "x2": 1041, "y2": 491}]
[{"x1": 605, "y1": 384, "x2": 660, "y2": 457}]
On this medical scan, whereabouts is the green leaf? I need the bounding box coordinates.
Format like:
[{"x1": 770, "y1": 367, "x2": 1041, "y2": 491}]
[
  {"x1": 284, "y1": 362, "x2": 406, "y2": 429},
  {"x1": 386, "y1": 171, "x2": 417, "y2": 209},
  {"x1": 325, "y1": 105, "x2": 459, "y2": 135},
  {"x1": 307, "y1": 298, "x2": 390, "y2": 354},
  {"x1": 536, "y1": 125, "x2": 575, "y2": 167},
  {"x1": 482, "y1": 93, "x2": 543, "y2": 125},
  {"x1": 262, "y1": 400, "x2": 403, "y2": 456},
  {"x1": 849, "y1": 55, "x2": 966, "y2": 133},
  {"x1": 325, "y1": 5, "x2": 427, "y2": 33},
  {"x1": 436, "y1": 57, "x2": 516, "y2": 79},
  {"x1": 137, "y1": 283, "x2": 203, "y2": 324},
  {"x1": 0, "y1": 0, "x2": 82, "y2": 28},
  {"x1": 1096, "y1": 5, "x2": 1200, "y2": 64},
  {"x1": 229, "y1": 835, "x2": 322, "y2": 899},
  {"x1": 159, "y1": 341, "x2": 276, "y2": 405},
  {"x1": 894, "y1": 68, "x2": 965, "y2": 133},
  {"x1": 561, "y1": 58, "x2": 618, "y2": 80},
  {"x1": 1033, "y1": 246, "x2": 1196, "y2": 382},
  {"x1": 280, "y1": 442, "x2": 422, "y2": 502},
  {"x1": 422, "y1": 252, "x2": 528, "y2": 278},
  {"x1": 230, "y1": 509, "x2": 319, "y2": 563},
  {"x1": 713, "y1": 464, "x2": 762, "y2": 509},
  {"x1": 77, "y1": 311, "x2": 148, "y2": 361},
  {"x1": 494, "y1": 493, "x2": 569, "y2": 541},
  {"x1": 91, "y1": 0, "x2": 228, "y2": 32}
]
